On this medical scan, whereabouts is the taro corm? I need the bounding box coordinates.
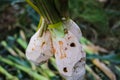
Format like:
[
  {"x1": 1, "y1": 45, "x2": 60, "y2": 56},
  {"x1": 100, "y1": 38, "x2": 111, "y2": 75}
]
[{"x1": 25, "y1": 0, "x2": 86, "y2": 80}]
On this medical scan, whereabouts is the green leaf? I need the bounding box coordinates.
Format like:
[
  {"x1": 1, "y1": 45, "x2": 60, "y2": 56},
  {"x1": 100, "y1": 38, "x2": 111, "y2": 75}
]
[
  {"x1": 7, "y1": 55, "x2": 31, "y2": 67},
  {"x1": 69, "y1": 0, "x2": 109, "y2": 34}
]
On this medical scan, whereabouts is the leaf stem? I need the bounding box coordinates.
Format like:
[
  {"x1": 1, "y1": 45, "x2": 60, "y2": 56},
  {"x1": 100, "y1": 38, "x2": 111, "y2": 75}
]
[
  {"x1": 26, "y1": 0, "x2": 41, "y2": 14},
  {"x1": 32, "y1": 0, "x2": 61, "y2": 24}
]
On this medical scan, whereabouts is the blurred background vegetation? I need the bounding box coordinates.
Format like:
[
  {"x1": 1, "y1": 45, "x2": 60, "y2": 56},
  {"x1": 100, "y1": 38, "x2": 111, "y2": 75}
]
[{"x1": 0, "y1": 0, "x2": 120, "y2": 80}]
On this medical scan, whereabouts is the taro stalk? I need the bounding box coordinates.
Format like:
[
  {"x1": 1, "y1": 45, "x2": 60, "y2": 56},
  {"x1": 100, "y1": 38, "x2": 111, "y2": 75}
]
[{"x1": 25, "y1": 0, "x2": 86, "y2": 80}]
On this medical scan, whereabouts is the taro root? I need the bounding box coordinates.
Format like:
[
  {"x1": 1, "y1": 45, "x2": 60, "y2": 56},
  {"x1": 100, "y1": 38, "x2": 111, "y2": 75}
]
[
  {"x1": 26, "y1": 27, "x2": 53, "y2": 64},
  {"x1": 52, "y1": 30, "x2": 85, "y2": 80}
]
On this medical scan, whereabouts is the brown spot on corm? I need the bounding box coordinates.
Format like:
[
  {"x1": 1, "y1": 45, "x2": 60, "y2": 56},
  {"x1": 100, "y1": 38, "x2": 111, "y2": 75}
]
[
  {"x1": 70, "y1": 42, "x2": 76, "y2": 47},
  {"x1": 65, "y1": 47, "x2": 67, "y2": 50},
  {"x1": 59, "y1": 41, "x2": 67, "y2": 59},
  {"x1": 41, "y1": 41, "x2": 45, "y2": 47},
  {"x1": 59, "y1": 41, "x2": 63, "y2": 45},
  {"x1": 63, "y1": 67, "x2": 68, "y2": 72},
  {"x1": 64, "y1": 53, "x2": 67, "y2": 57},
  {"x1": 68, "y1": 36, "x2": 71, "y2": 39},
  {"x1": 60, "y1": 53, "x2": 67, "y2": 59},
  {"x1": 32, "y1": 48, "x2": 34, "y2": 51},
  {"x1": 52, "y1": 47, "x2": 56, "y2": 54}
]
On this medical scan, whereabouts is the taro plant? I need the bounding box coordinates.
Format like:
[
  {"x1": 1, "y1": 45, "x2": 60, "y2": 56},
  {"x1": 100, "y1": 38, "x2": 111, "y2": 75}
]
[
  {"x1": 0, "y1": 0, "x2": 120, "y2": 80},
  {"x1": 25, "y1": 0, "x2": 86, "y2": 80}
]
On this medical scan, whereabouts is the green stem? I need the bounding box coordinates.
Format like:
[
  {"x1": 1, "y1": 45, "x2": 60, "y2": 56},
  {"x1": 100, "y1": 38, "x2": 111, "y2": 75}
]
[
  {"x1": 54, "y1": 0, "x2": 69, "y2": 18},
  {"x1": 31, "y1": 0, "x2": 61, "y2": 24},
  {"x1": 0, "y1": 66, "x2": 19, "y2": 80},
  {"x1": 40, "y1": 64, "x2": 56, "y2": 77},
  {"x1": 0, "y1": 56, "x2": 49, "y2": 80},
  {"x1": 1, "y1": 41, "x2": 18, "y2": 56},
  {"x1": 26, "y1": 0, "x2": 41, "y2": 14},
  {"x1": 50, "y1": 58, "x2": 57, "y2": 69},
  {"x1": 37, "y1": 17, "x2": 46, "y2": 36}
]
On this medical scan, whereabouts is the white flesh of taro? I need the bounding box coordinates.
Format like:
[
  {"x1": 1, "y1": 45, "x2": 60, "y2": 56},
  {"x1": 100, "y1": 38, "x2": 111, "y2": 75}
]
[
  {"x1": 26, "y1": 29, "x2": 53, "y2": 64},
  {"x1": 53, "y1": 31, "x2": 85, "y2": 80},
  {"x1": 63, "y1": 19, "x2": 82, "y2": 40}
]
